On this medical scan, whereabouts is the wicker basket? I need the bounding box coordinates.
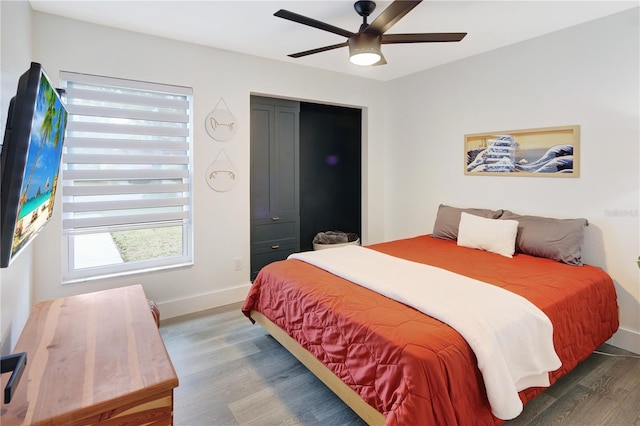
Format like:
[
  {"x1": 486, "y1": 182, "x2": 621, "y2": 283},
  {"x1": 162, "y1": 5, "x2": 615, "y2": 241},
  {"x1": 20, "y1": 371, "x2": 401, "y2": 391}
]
[{"x1": 313, "y1": 238, "x2": 360, "y2": 251}]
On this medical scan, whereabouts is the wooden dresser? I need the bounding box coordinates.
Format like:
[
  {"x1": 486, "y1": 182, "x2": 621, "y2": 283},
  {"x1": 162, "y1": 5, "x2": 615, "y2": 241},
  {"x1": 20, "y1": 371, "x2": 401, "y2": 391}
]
[{"x1": 0, "y1": 285, "x2": 178, "y2": 425}]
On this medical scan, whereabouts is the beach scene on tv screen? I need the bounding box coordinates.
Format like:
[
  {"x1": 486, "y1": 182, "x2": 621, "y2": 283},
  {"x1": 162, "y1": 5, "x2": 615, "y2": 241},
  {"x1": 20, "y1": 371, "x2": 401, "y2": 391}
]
[{"x1": 12, "y1": 74, "x2": 67, "y2": 256}]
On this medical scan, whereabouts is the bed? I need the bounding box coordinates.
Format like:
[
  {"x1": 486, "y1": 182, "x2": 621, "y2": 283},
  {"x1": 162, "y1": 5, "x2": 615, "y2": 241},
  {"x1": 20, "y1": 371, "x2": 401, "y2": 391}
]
[{"x1": 242, "y1": 207, "x2": 619, "y2": 425}]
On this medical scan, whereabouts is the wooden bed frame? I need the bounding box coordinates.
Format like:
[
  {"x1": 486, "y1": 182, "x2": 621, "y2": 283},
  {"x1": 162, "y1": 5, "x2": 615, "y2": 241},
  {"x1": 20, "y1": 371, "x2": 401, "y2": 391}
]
[{"x1": 251, "y1": 310, "x2": 386, "y2": 425}]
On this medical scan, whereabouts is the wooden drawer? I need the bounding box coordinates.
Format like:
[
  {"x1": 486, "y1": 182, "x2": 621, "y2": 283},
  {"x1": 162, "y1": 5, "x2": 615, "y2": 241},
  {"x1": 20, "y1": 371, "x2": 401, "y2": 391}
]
[
  {"x1": 251, "y1": 216, "x2": 299, "y2": 248},
  {"x1": 251, "y1": 242, "x2": 299, "y2": 279}
]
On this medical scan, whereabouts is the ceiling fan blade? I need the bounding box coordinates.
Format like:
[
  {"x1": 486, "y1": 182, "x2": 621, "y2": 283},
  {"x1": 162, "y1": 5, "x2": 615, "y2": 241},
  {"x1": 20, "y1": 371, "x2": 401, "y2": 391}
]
[
  {"x1": 275, "y1": 9, "x2": 355, "y2": 38},
  {"x1": 382, "y1": 33, "x2": 467, "y2": 44},
  {"x1": 288, "y1": 42, "x2": 349, "y2": 58},
  {"x1": 364, "y1": 0, "x2": 422, "y2": 35}
]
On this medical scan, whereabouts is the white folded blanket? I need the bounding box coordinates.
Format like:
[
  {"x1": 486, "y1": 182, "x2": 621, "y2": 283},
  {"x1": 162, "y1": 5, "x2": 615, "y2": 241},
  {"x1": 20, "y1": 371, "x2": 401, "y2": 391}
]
[{"x1": 289, "y1": 245, "x2": 561, "y2": 420}]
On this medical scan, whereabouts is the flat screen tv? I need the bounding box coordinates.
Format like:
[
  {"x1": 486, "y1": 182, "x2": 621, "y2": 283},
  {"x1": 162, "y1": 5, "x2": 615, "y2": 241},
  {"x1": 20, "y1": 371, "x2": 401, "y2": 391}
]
[{"x1": 0, "y1": 62, "x2": 68, "y2": 268}]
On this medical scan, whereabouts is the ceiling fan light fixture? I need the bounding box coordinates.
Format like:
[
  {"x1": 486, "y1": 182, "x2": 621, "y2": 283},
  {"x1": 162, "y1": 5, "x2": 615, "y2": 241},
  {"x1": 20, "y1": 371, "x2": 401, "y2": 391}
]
[
  {"x1": 348, "y1": 34, "x2": 382, "y2": 66},
  {"x1": 350, "y1": 51, "x2": 381, "y2": 66}
]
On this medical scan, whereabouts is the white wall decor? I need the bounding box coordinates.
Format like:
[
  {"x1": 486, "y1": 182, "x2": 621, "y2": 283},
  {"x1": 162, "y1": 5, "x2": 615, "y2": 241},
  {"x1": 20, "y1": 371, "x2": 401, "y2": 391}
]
[
  {"x1": 206, "y1": 149, "x2": 237, "y2": 192},
  {"x1": 205, "y1": 98, "x2": 237, "y2": 141}
]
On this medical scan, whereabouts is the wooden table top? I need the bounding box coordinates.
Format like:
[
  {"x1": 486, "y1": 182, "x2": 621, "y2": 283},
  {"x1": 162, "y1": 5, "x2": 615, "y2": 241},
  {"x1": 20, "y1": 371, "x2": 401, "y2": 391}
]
[{"x1": 1, "y1": 285, "x2": 178, "y2": 425}]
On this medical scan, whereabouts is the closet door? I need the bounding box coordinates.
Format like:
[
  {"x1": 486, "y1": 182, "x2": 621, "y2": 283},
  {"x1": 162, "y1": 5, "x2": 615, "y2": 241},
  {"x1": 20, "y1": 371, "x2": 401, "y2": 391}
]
[{"x1": 250, "y1": 97, "x2": 300, "y2": 279}]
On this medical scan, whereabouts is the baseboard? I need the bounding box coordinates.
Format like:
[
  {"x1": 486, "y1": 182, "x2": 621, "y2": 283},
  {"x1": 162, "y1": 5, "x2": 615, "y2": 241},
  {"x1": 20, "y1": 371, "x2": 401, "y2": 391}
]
[
  {"x1": 157, "y1": 283, "x2": 252, "y2": 320},
  {"x1": 606, "y1": 326, "x2": 640, "y2": 355}
]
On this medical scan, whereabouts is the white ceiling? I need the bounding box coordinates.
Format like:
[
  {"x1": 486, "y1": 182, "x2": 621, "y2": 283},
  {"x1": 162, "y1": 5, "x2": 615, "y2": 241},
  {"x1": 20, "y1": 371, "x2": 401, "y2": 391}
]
[{"x1": 29, "y1": 1, "x2": 639, "y2": 81}]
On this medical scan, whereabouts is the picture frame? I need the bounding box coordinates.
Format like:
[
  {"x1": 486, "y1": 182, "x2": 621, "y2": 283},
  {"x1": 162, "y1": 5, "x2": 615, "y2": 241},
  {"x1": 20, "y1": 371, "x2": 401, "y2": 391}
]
[{"x1": 464, "y1": 125, "x2": 580, "y2": 177}]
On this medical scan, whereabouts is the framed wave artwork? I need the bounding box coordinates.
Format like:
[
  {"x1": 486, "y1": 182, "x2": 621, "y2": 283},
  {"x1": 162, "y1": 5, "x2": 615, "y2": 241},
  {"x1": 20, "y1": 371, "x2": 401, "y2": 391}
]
[{"x1": 464, "y1": 125, "x2": 580, "y2": 177}]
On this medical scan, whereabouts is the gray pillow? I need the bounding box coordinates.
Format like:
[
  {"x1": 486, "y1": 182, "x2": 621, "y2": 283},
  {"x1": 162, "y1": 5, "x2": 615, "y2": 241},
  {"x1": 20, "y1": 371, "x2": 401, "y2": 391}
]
[
  {"x1": 432, "y1": 204, "x2": 503, "y2": 241},
  {"x1": 500, "y1": 210, "x2": 588, "y2": 265}
]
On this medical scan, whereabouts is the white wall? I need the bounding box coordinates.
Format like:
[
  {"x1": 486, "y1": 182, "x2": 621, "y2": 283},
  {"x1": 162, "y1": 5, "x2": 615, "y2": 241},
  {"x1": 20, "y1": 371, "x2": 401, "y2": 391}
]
[
  {"x1": 28, "y1": 12, "x2": 388, "y2": 319},
  {"x1": 384, "y1": 8, "x2": 640, "y2": 353},
  {"x1": 0, "y1": 0, "x2": 35, "y2": 355}
]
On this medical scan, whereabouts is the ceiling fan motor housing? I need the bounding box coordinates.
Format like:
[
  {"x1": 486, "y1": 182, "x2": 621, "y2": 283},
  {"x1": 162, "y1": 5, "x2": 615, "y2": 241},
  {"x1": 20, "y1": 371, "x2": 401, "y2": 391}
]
[{"x1": 349, "y1": 33, "x2": 381, "y2": 52}]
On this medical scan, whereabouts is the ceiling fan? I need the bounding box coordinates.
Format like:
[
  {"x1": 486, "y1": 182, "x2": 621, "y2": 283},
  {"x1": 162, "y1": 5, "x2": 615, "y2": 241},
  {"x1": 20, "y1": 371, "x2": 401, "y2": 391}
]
[{"x1": 274, "y1": 0, "x2": 467, "y2": 66}]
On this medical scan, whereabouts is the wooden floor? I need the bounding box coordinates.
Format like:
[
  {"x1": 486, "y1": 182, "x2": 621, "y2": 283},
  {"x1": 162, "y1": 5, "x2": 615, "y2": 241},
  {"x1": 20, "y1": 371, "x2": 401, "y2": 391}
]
[{"x1": 160, "y1": 303, "x2": 640, "y2": 426}]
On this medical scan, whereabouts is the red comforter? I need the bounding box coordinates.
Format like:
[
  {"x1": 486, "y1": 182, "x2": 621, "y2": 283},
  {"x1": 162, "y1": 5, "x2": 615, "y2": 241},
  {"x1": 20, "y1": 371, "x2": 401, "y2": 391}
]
[{"x1": 242, "y1": 236, "x2": 619, "y2": 425}]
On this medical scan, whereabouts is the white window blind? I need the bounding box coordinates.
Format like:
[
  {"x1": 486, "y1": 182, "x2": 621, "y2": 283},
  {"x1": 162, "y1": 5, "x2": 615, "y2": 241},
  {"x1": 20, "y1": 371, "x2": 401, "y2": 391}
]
[{"x1": 60, "y1": 71, "x2": 193, "y2": 281}]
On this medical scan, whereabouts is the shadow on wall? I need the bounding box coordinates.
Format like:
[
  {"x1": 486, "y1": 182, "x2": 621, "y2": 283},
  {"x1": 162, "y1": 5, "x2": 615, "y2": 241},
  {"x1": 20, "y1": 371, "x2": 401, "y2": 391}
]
[
  {"x1": 582, "y1": 223, "x2": 606, "y2": 269},
  {"x1": 1, "y1": 327, "x2": 13, "y2": 357}
]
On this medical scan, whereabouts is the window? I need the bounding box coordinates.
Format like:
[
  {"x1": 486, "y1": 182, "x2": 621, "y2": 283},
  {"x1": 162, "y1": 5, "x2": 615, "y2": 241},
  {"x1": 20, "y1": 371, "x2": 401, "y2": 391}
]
[{"x1": 60, "y1": 72, "x2": 193, "y2": 282}]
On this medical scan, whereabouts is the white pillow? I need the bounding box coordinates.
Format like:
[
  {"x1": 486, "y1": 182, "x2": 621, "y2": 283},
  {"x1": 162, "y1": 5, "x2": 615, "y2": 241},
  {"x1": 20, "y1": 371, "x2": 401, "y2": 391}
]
[{"x1": 457, "y1": 212, "x2": 519, "y2": 258}]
